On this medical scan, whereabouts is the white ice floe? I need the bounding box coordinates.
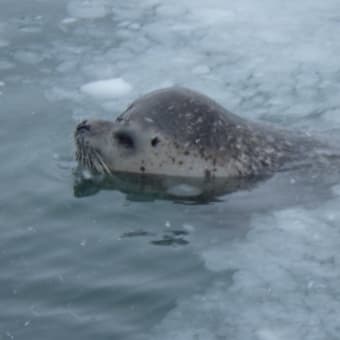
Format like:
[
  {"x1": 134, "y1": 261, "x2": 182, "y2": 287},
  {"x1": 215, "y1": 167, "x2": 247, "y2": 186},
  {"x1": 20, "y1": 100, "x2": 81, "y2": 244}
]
[{"x1": 80, "y1": 78, "x2": 132, "y2": 99}]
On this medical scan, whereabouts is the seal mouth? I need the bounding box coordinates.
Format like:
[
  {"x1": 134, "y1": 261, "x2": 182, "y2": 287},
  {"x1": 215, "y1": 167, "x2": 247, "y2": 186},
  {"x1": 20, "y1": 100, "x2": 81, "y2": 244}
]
[{"x1": 75, "y1": 135, "x2": 112, "y2": 176}]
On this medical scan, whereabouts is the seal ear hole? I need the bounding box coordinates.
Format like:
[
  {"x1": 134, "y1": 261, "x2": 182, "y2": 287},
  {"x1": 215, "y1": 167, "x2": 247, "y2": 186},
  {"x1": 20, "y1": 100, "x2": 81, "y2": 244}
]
[
  {"x1": 151, "y1": 137, "x2": 160, "y2": 147},
  {"x1": 114, "y1": 131, "x2": 135, "y2": 149}
]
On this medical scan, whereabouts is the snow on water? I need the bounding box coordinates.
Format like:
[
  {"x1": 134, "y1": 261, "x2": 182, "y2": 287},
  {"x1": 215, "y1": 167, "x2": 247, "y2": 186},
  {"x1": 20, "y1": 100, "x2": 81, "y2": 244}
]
[
  {"x1": 80, "y1": 78, "x2": 132, "y2": 99},
  {"x1": 148, "y1": 192, "x2": 340, "y2": 340}
]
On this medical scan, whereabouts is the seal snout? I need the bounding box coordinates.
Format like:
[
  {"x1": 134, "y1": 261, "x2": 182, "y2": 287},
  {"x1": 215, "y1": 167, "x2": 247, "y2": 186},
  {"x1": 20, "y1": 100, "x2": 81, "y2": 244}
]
[{"x1": 76, "y1": 120, "x2": 91, "y2": 134}]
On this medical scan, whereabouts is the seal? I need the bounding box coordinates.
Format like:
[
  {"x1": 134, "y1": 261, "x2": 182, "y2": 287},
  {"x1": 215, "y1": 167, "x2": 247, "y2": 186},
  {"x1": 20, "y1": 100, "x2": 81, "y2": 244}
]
[{"x1": 75, "y1": 87, "x2": 316, "y2": 183}]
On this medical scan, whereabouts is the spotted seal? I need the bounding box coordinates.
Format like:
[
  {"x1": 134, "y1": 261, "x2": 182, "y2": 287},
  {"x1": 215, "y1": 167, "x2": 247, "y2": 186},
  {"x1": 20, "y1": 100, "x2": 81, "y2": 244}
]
[{"x1": 74, "y1": 87, "x2": 319, "y2": 184}]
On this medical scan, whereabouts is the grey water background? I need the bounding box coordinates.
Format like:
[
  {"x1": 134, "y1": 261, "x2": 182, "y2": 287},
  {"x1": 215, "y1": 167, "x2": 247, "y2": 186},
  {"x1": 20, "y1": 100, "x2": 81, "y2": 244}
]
[{"x1": 1, "y1": 0, "x2": 340, "y2": 339}]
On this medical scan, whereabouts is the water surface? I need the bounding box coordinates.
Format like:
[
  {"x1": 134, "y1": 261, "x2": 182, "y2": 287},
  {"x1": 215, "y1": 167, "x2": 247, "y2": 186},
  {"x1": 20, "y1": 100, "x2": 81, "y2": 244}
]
[{"x1": 1, "y1": 0, "x2": 340, "y2": 339}]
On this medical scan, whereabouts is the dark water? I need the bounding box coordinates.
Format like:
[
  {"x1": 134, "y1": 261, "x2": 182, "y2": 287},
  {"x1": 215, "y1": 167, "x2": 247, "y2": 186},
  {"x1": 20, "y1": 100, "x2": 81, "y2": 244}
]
[{"x1": 1, "y1": 1, "x2": 340, "y2": 339}]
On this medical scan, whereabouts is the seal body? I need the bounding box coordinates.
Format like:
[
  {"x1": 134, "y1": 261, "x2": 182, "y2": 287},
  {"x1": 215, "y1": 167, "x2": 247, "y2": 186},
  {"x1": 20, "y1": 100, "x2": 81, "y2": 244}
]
[{"x1": 74, "y1": 87, "x2": 313, "y2": 181}]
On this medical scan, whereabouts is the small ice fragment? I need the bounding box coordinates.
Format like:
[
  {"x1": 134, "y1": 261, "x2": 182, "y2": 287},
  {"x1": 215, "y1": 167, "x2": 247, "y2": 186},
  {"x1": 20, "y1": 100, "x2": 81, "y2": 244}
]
[
  {"x1": 61, "y1": 17, "x2": 78, "y2": 24},
  {"x1": 80, "y1": 78, "x2": 132, "y2": 99},
  {"x1": 182, "y1": 223, "x2": 195, "y2": 232},
  {"x1": 80, "y1": 240, "x2": 87, "y2": 247},
  {"x1": 165, "y1": 221, "x2": 171, "y2": 228},
  {"x1": 144, "y1": 117, "x2": 154, "y2": 123},
  {"x1": 24, "y1": 321, "x2": 31, "y2": 327},
  {"x1": 0, "y1": 81, "x2": 5, "y2": 86}
]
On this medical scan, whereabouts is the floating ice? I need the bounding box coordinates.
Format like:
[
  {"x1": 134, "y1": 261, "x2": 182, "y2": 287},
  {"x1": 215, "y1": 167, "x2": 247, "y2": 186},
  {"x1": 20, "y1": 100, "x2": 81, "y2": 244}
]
[
  {"x1": 67, "y1": 0, "x2": 110, "y2": 19},
  {"x1": 80, "y1": 78, "x2": 132, "y2": 99},
  {"x1": 147, "y1": 202, "x2": 340, "y2": 340},
  {"x1": 61, "y1": 17, "x2": 78, "y2": 25}
]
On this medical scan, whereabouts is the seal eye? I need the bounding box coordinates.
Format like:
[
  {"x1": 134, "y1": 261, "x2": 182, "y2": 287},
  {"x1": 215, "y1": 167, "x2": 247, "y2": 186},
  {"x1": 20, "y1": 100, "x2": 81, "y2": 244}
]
[
  {"x1": 151, "y1": 137, "x2": 160, "y2": 147},
  {"x1": 114, "y1": 131, "x2": 135, "y2": 149}
]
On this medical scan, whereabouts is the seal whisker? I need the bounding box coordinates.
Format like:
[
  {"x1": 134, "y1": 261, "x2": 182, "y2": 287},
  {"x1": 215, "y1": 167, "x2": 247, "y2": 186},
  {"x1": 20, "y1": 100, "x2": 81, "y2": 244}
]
[{"x1": 94, "y1": 151, "x2": 112, "y2": 175}]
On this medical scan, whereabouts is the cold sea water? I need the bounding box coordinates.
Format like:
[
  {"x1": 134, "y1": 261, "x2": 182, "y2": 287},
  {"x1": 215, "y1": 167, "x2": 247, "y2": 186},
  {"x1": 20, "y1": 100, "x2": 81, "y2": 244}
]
[{"x1": 1, "y1": 0, "x2": 340, "y2": 339}]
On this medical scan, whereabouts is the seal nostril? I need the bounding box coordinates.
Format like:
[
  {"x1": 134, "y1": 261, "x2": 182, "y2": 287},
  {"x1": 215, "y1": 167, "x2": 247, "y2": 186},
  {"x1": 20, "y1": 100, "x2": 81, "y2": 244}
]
[{"x1": 77, "y1": 120, "x2": 91, "y2": 133}]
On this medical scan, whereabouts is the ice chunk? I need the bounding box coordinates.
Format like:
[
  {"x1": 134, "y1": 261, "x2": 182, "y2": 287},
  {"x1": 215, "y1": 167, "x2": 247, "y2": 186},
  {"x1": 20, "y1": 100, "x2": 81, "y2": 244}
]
[
  {"x1": 147, "y1": 203, "x2": 340, "y2": 340},
  {"x1": 61, "y1": 17, "x2": 78, "y2": 25},
  {"x1": 80, "y1": 78, "x2": 132, "y2": 99}
]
